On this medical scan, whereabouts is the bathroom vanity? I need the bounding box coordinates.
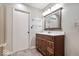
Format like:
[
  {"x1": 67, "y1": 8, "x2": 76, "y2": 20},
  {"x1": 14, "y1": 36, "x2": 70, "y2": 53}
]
[
  {"x1": 36, "y1": 31, "x2": 64, "y2": 56},
  {"x1": 36, "y1": 7, "x2": 64, "y2": 56}
]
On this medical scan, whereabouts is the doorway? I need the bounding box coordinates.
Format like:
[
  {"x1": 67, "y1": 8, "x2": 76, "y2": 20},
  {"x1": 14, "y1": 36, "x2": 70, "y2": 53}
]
[{"x1": 12, "y1": 9, "x2": 30, "y2": 52}]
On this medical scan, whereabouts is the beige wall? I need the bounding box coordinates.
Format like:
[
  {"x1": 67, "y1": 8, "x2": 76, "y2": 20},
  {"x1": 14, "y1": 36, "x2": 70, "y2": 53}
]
[
  {"x1": 0, "y1": 4, "x2": 5, "y2": 45},
  {"x1": 0, "y1": 4, "x2": 5, "y2": 55}
]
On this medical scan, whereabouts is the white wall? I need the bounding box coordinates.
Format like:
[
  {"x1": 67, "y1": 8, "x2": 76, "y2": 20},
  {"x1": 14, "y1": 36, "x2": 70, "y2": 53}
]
[
  {"x1": 5, "y1": 3, "x2": 42, "y2": 54},
  {"x1": 3, "y1": 3, "x2": 79, "y2": 56},
  {"x1": 5, "y1": 3, "x2": 30, "y2": 54},
  {"x1": 29, "y1": 6, "x2": 43, "y2": 48},
  {"x1": 42, "y1": 3, "x2": 79, "y2": 56},
  {"x1": 62, "y1": 3, "x2": 79, "y2": 56}
]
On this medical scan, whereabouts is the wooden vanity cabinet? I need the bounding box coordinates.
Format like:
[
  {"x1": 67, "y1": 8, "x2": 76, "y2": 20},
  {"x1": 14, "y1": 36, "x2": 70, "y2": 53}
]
[{"x1": 36, "y1": 34, "x2": 64, "y2": 56}]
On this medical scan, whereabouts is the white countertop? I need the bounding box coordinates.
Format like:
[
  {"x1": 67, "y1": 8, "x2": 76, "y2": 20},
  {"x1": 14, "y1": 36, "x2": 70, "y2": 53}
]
[{"x1": 37, "y1": 31, "x2": 64, "y2": 36}]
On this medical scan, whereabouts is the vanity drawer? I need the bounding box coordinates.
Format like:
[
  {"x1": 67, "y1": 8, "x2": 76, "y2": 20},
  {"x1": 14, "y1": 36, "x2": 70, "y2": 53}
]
[
  {"x1": 48, "y1": 41, "x2": 54, "y2": 48},
  {"x1": 47, "y1": 47, "x2": 54, "y2": 56},
  {"x1": 45, "y1": 35, "x2": 54, "y2": 42},
  {"x1": 36, "y1": 34, "x2": 54, "y2": 42}
]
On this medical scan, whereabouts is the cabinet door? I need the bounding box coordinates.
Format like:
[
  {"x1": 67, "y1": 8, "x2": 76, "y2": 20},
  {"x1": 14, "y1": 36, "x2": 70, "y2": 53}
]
[
  {"x1": 41, "y1": 38, "x2": 48, "y2": 55},
  {"x1": 54, "y1": 36, "x2": 64, "y2": 56},
  {"x1": 36, "y1": 37, "x2": 41, "y2": 50},
  {"x1": 47, "y1": 41, "x2": 54, "y2": 56},
  {"x1": 36, "y1": 37, "x2": 47, "y2": 55}
]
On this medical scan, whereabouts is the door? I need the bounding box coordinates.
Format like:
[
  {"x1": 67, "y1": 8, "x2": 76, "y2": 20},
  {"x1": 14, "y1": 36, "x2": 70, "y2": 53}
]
[{"x1": 13, "y1": 9, "x2": 30, "y2": 52}]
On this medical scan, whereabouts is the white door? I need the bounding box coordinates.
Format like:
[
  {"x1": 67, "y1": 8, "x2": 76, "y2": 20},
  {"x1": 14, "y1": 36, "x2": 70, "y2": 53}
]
[{"x1": 13, "y1": 9, "x2": 29, "y2": 52}]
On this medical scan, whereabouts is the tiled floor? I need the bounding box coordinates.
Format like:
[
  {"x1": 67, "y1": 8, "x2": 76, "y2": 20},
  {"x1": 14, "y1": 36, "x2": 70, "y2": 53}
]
[{"x1": 9, "y1": 49, "x2": 42, "y2": 56}]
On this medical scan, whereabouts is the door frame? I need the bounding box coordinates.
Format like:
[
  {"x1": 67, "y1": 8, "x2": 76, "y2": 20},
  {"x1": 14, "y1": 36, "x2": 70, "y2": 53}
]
[{"x1": 12, "y1": 8, "x2": 31, "y2": 52}]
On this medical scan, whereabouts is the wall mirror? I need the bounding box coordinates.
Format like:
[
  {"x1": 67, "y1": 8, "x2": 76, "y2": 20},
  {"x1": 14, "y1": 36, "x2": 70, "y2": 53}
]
[{"x1": 44, "y1": 8, "x2": 62, "y2": 30}]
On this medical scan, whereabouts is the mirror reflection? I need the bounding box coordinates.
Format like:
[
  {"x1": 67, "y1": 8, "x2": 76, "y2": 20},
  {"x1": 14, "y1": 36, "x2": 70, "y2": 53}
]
[{"x1": 44, "y1": 8, "x2": 62, "y2": 30}]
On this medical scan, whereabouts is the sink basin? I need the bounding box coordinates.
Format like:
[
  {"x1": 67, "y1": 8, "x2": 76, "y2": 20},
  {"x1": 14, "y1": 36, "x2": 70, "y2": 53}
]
[{"x1": 37, "y1": 31, "x2": 64, "y2": 36}]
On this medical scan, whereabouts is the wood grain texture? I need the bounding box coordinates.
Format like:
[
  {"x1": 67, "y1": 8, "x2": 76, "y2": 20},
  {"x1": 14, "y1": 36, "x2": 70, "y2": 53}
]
[{"x1": 36, "y1": 34, "x2": 64, "y2": 56}]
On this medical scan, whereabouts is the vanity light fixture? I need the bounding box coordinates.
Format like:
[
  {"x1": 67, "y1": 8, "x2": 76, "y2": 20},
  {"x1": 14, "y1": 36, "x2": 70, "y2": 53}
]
[
  {"x1": 42, "y1": 8, "x2": 51, "y2": 16},
  {"x1": 15, "y1": 4, "x2": 23, "y2": 8},
  {"x1": 51, "y1": 4, "x2": 62, "y2": 12},
  {"x1": 42, "y1": 4, "x2": 63, "y2": 16}
]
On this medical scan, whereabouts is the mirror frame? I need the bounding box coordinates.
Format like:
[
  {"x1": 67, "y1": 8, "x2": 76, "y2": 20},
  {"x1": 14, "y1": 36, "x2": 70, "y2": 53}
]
[{"x1": 44, "y1": 8, "x2": 63, "y2": 30}]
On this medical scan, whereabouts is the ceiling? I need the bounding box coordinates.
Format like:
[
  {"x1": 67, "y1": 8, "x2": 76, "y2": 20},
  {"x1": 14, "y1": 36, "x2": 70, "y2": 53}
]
[{"x1": 25, "y1": 3, "x2": 49, "y2": 10}]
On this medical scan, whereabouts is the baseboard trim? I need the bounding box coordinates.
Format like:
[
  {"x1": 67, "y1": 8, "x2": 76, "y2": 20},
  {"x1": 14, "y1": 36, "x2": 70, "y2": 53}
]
[{"x1": 30, "y1": 46, "x2": 36, "y2": 49}]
